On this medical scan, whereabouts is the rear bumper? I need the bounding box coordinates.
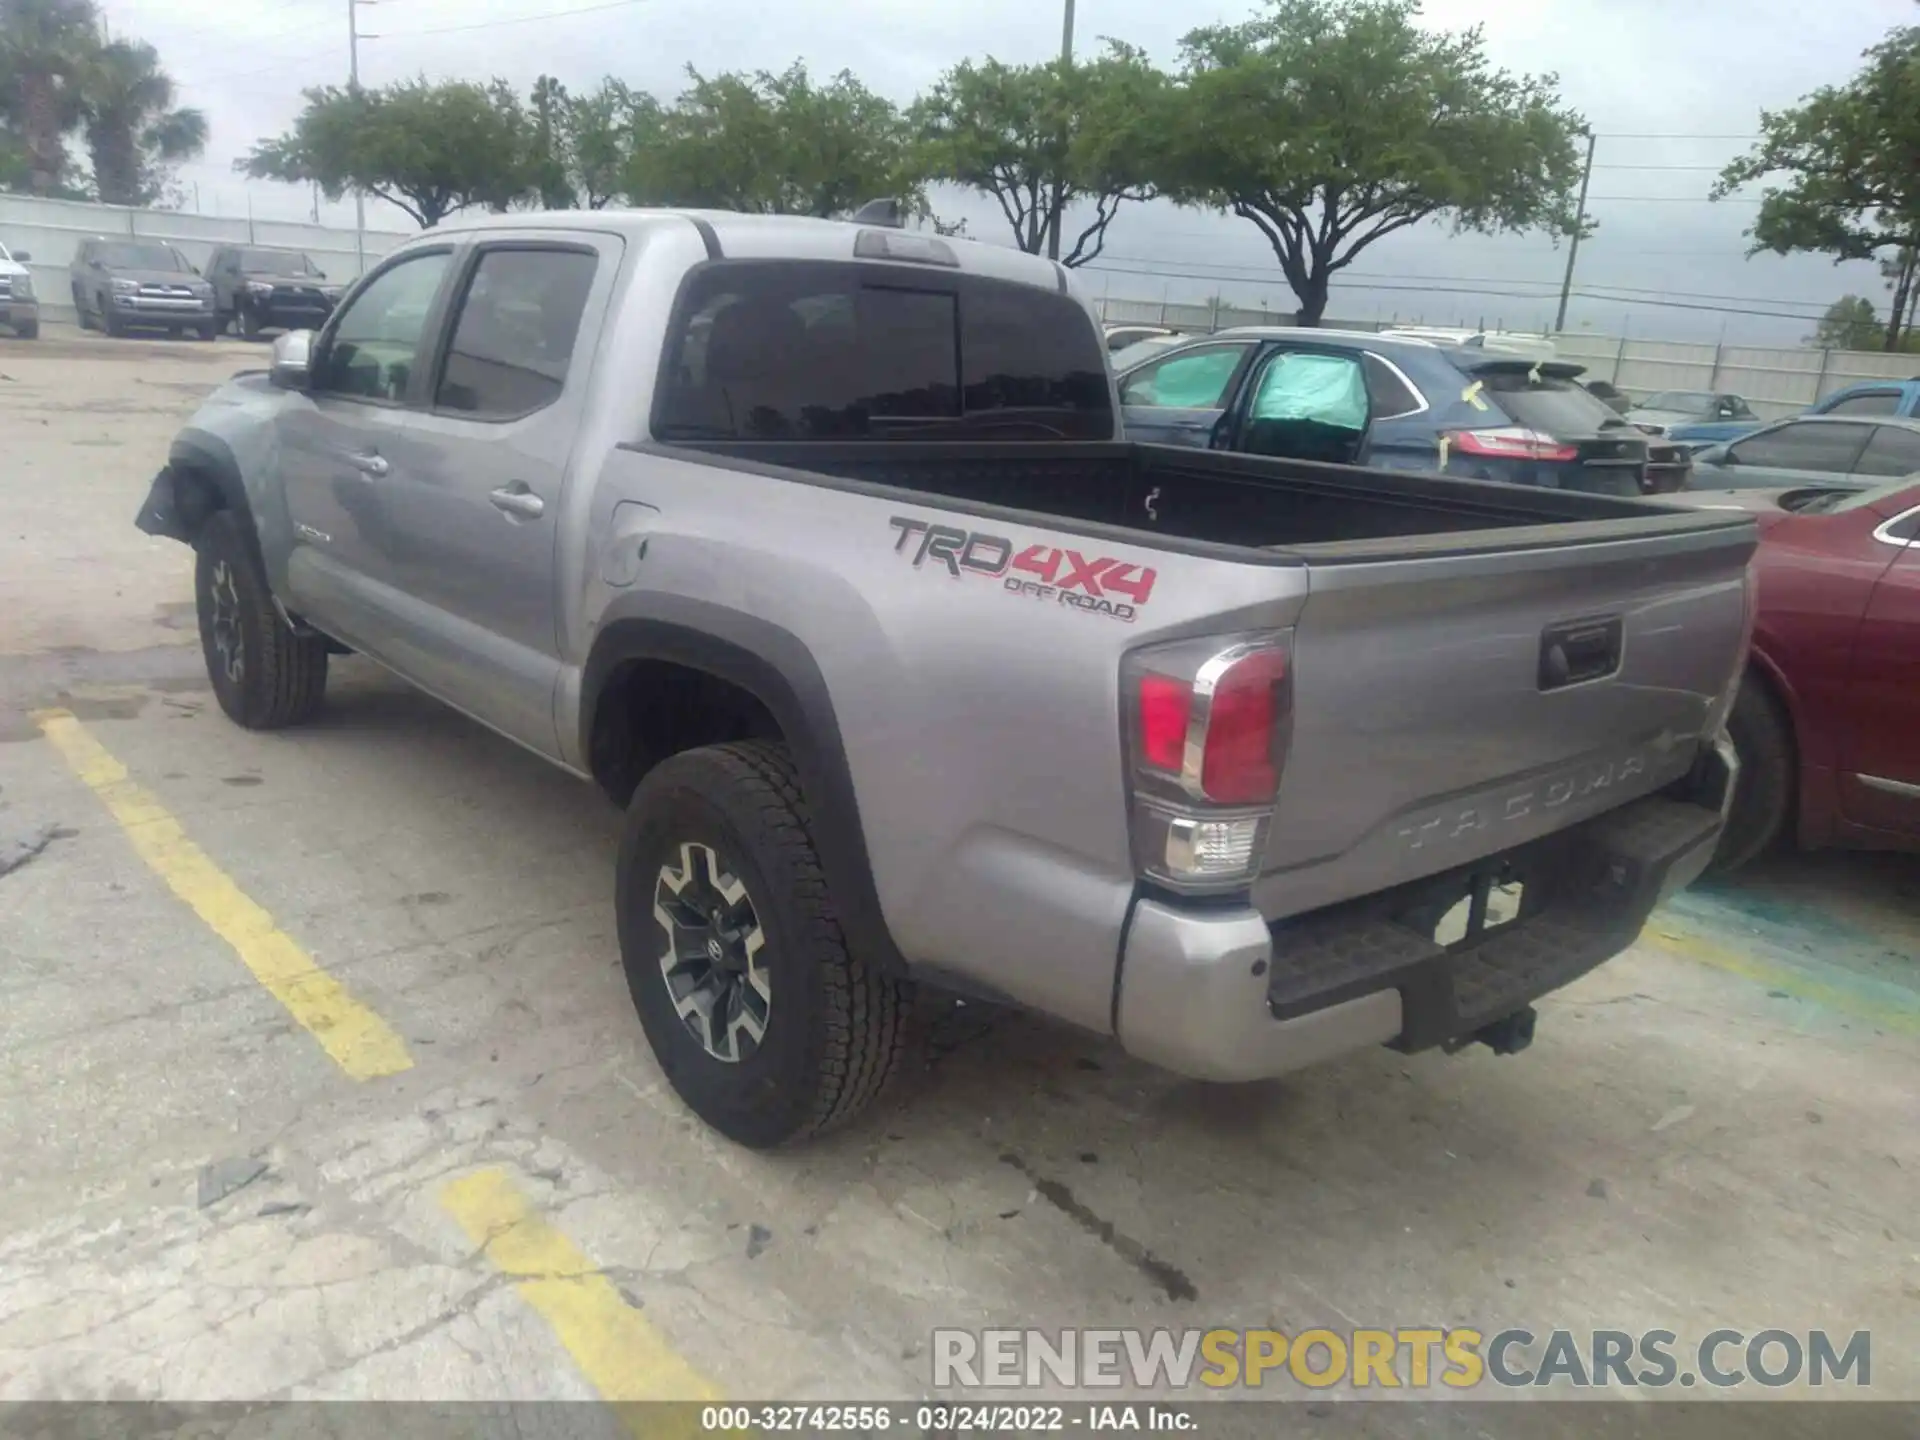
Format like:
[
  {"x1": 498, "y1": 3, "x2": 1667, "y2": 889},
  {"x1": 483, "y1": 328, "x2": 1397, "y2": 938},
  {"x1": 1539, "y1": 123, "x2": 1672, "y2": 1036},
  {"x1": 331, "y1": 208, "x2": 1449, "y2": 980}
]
[{"x1": 1115, "y1": 733, "x2": 1736, "y2": 1083}]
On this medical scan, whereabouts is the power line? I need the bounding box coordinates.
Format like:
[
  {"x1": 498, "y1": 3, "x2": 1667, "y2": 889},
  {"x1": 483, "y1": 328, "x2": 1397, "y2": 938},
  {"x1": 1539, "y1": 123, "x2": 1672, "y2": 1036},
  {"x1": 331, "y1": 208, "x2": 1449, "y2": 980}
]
[
  {"x1": 1593, "y1": 133, "x2": 1762, "y2": 142},
  {"x1": 362, "y1": 0, "x2": 646, "y2": 39}
]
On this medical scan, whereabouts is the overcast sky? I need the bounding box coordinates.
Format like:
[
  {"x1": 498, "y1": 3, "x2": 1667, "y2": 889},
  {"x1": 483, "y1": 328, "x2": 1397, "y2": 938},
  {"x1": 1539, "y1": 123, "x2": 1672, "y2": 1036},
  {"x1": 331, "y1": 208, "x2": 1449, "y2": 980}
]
[{"x1": 99, "y1": 0, "x2": 1919, "y2": 343}]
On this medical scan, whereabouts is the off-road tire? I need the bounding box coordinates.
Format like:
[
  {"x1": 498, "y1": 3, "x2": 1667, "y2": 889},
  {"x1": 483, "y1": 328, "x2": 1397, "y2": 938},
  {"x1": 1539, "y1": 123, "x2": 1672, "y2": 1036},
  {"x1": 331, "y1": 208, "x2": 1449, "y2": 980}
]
[
  {"x1": 1708, "y1": 675, "x2": 1793, "y2": 877},
  {"x1": 616, "y1": 740, "x2": 909, "y2": 1148},
  {"x1": 193, "y1": 509, "x2": 329, "y2": 730}
]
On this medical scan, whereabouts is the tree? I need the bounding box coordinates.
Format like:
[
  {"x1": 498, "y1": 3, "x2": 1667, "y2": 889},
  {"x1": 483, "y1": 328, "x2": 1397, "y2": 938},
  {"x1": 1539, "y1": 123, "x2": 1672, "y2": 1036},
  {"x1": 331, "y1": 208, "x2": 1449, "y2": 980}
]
[
  {"x1": 79, "y1": 38, "x2": 205, "y2": 205},
  {"x1": 911, "y1": 43, "x2": 1166, "y2": 266},
  {"x1": 567, "y1": 79, "x2": 659, "y2": 209},
  {"x1": 629, "y1": 62, "x2": 920, "y2": 217},
  {"x1": 1154, "y1": 0, "x2": 1586, "y2": 326},
  {"x1": 0, "y1": 0, "x2": 99, "y2": 195},
  {"x1": 1810, "y1": 295, "x2": 1883, "y2": 350},
  {"x1": 526, "y1": 74, "x2": 575, "y2": 211},
  {"x1": 239, "y1": 77, "x2": 534, "y2": 228},
  {"x1": 1714, "y1": 24, "x2": 1920, "y2": 350}
]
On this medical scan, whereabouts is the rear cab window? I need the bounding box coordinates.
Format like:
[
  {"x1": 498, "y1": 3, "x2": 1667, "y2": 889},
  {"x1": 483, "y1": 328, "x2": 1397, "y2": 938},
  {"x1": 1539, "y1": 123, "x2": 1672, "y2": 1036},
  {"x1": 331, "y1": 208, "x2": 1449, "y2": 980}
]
[{"x1": 652, "y1": 261, "x2": 1112, "y2": 441}]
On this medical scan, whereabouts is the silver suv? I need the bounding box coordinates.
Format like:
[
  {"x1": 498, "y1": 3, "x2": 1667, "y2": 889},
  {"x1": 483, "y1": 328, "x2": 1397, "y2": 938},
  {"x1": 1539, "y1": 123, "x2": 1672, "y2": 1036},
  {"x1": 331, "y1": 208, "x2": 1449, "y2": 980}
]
[{"x1": 69, "y1": 236, "x2": 217, "y2": 340}]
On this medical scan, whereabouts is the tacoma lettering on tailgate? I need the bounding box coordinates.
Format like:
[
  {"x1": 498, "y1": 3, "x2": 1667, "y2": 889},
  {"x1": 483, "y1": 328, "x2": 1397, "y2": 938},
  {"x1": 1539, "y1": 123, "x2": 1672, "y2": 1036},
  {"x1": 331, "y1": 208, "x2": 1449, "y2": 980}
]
[
  {"x1": 1396, "y1": 752, "x2": 1650, "y2": 852},
  {"x1": 889, "y1": 516, "x2": 1157, "y2": 623}
]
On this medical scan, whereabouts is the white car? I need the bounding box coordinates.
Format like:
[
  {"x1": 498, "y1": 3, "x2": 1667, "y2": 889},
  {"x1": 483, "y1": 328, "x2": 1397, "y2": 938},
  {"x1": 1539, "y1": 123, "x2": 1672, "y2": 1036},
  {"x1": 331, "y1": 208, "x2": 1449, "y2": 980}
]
[{"x1": 0, "y1": 239, "x2": 39, "y2": 339}]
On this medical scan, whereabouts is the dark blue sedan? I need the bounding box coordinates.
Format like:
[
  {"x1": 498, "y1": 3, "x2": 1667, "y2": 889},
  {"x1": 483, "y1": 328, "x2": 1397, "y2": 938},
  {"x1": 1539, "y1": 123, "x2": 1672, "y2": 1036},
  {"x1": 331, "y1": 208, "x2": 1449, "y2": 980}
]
[{"x1": 1116, "y1": 327, "x2": 1691, "y2": 495}]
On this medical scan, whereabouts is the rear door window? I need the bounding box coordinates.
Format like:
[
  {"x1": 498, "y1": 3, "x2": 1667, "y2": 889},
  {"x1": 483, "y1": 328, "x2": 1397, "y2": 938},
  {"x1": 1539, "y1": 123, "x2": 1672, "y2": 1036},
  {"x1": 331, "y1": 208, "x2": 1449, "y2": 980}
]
[
  {"x1": 1727, "y1": 422, "x2": 1873, "y2": 473},
  {"x1": 655, "y1": 261, "x2": 1110, "y2": 441},
  {"x1": 434, "y1": 247, "x2": 598, "y2": 419},
  {"x1": 1362, "y1": 354, "x2": 1424, "y2": 418},
  {"x1": 1477, "y1": 370, "x2": 1623, "y2": 437},
  {"x1": 1853, "y1": 425, "x2": 1920, "y2": 478}
]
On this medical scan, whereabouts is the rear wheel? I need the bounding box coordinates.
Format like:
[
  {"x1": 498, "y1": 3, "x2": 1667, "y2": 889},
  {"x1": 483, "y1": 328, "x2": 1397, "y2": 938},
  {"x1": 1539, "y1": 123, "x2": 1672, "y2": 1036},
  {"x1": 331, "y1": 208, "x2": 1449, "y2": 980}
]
[
  {"x1": 194, "y1": 510, "x2": 329, "y2": 730},
  {"x1": 1708, "y1": 675, "x2": 1794, "y2": 876},
  {"x1": 615, "y1": 740, "x2": 910, "y2": 1148}
]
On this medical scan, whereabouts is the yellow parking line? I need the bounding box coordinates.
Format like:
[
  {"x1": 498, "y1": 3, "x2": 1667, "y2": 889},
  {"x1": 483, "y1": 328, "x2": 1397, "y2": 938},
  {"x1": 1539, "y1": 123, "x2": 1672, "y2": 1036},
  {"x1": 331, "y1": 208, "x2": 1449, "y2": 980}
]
[
  {"x1": 441, "y1": 1167, "x2": 722, "y2": 1420},
  {"x1": 33, "y1": 709, "x2": 413, "y2": 1080},
  {"x1": 1647, "y1": 923, "x2": 1920, "y2": 1038}
]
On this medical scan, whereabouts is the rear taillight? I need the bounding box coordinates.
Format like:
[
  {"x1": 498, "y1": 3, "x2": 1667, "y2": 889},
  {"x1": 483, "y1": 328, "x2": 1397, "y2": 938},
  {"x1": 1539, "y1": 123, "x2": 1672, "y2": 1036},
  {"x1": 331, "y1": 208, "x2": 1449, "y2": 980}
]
[
  {"x1": 1449, "y1": 427, "x2": 1580, "y2": 463},
  {"x1": 1123, "y1": 633, "x2": 1293, "y2": 892}
]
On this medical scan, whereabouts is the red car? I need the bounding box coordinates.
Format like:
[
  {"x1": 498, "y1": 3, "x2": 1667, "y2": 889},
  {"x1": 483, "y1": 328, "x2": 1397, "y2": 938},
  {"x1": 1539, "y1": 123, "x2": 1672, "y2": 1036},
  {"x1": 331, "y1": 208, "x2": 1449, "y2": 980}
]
[{"x1": 1696, "y1": 478, "x2": 1920, "y2": 872}]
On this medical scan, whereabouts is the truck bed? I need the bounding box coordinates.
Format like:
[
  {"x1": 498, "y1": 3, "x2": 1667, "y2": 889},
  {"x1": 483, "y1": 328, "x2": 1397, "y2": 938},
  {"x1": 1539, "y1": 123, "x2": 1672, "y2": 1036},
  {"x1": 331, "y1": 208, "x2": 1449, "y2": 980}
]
[
  {"x1": 656, "y1": 434, "x2": 1756, "y2": 929},
  {"x1": 670, "y1": 438, "x2": 1749, "y2": 559}
]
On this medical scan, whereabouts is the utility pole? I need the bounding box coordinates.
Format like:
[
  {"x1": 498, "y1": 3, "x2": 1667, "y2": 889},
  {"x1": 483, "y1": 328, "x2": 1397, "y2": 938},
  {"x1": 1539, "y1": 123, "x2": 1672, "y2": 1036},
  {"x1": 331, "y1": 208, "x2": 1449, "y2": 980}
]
[
  {"x1": 1554, "y1": 129, "x2": 1596, "y2": 334},
  {"x1": 1044, "y1": 0, "x2": 1076, "y2": 261},
  {"x1": 347, "y1": 0, "x2": 367, "y2": 273}
]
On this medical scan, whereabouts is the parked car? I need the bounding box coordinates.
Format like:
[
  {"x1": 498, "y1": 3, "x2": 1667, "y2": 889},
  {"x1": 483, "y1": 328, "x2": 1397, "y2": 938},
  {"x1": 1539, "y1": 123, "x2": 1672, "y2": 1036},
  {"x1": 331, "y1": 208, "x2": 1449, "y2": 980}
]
[
  {"x1": 1805, "y1": 377, "x2": 1920, "y2": 421},
  {"x1": 1686, "y1": 414, "x2": 1920, "y2": 494},
  {"x1": 1625, "y1": 390, "x2": 1759, "y2": 443},
  {"x1": 134, "y1": 209, "x2": 1754, "y2": 1148},
  {"x1": 0, "y1": 238, "x2": 37, "y2": 338},
  {"x1": 205, "y1": 245, "x2": 344, "y2": 339},
  {"x1": 69, "y1": 236, "x2": 217, "y2": 339},
  {"x1": 1117, "y1": 327, "x2": 1692, "y2": 495},
  {"x1": 1583, "y1": 378, "x2": 1631, "y2": 414},
  {"x1": 1691, "y1": 478, "x2": 1920, "y2": 873}
]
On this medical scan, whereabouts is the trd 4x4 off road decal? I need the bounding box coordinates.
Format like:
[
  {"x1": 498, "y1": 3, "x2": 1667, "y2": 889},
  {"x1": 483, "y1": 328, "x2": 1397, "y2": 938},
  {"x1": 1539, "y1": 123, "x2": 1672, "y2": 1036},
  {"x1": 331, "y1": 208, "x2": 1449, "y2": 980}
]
[{"x1": 889, "y1": 517, "x2": 1157, "y2": 623}]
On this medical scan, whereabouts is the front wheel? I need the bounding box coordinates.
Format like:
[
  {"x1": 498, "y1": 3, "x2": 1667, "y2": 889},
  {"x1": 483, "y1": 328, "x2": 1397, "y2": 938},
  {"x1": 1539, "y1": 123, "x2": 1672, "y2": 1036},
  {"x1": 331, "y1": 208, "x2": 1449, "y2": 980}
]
[
  {"x1": 196, "y1": 320, "x2": 218, "y2": 341},
  {"x1": 194, "y1": 509, "x2": 329, "y2": 729},
  {"x1": 615, "y1": 740, "x2": 910, "y2": 1148},
  {"x1": 13, "y1": 320, "x2": 36, "y2": 339},
  {"x1": 240, "y1": 303, "x2": 262, "y2": 340}
]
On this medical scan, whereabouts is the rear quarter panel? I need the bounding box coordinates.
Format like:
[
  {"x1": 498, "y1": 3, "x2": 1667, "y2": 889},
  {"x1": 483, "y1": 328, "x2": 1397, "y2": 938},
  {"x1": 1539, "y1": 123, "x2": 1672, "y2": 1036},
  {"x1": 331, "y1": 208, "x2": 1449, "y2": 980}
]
[{"x1": 569, "y1": 447, "x2": 1312, "y2": 1034}]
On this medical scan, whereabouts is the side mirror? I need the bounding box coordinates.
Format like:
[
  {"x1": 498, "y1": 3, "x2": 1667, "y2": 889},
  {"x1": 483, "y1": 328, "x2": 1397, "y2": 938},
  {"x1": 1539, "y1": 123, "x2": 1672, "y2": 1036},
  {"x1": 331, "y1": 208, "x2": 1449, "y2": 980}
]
[
  {"x1": 13, "y1": 250, "x2": 29, "y2": 263},
  {"x1": 269, "y1": 330, "x2": 314, "y2": 390}
]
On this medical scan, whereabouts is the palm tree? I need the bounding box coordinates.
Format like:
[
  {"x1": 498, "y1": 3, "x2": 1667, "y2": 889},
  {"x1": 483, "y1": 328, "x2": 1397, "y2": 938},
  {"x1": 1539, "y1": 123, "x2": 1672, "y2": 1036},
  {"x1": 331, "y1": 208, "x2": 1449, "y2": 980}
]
[
  {"x1": 80, "y1": 38, "x2": 204, "y2": 205},
  {"x1": 0, "y1": 0, "x2": 100, "y2": 194}
]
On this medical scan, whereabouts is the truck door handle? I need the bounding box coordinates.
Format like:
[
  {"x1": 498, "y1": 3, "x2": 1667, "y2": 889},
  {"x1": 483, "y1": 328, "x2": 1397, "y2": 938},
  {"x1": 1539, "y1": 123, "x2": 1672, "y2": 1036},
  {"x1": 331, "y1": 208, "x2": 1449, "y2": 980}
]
[
  {"x1": 349, "y1": 453, "x2": 388, "y2": 477},
  {"x1": 489, "y1": 484, "x2": 545, "y2": 520}
]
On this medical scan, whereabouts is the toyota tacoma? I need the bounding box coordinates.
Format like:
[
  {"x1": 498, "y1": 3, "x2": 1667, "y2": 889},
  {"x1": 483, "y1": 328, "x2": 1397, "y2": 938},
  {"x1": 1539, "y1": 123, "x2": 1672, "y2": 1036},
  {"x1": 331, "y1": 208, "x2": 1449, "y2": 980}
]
[{"x1": 136, "y1": 210, "x2": 1757, "y2": 1147}]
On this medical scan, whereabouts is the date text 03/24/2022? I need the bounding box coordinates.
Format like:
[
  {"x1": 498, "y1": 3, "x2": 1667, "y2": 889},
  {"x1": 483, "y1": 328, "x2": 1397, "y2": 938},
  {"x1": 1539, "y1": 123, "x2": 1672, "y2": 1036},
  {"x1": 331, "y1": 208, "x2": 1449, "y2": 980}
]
[{"x1": 698, "y1": 1404, "x2": 1195, "y2": 1432}]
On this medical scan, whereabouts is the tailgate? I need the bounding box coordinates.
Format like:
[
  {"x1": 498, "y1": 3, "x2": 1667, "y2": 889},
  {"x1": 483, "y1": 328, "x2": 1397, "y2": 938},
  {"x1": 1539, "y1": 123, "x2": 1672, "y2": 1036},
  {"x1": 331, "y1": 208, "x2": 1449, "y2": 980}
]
[{"x1": 1253, "y1": 517, "x2": 1756, "y2": 920}]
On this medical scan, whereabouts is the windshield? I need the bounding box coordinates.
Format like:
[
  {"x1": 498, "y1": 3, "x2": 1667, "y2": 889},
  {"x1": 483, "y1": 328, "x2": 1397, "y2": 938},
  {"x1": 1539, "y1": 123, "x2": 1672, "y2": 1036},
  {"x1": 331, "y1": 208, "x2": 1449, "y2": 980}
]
[
  {"x1": 96, "y1": 242, "x2": 189, "y2": 271},
  {"x1": 1476, "y1": 369, "x2": 1625, "y2": 435},
  {"x1": 1641, "y1": 391, "x2": 1714, "y2": 414},
  {"x1": 239, "y1": 248, "x2": 319, "y2": 275}
]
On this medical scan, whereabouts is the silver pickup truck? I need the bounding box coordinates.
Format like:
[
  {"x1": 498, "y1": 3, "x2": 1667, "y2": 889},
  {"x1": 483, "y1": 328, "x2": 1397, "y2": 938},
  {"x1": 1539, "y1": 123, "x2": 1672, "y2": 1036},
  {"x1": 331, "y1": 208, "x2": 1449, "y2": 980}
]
[{"x1": 137, "y1": 210, "x2": 1756, "y2": 1147}]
